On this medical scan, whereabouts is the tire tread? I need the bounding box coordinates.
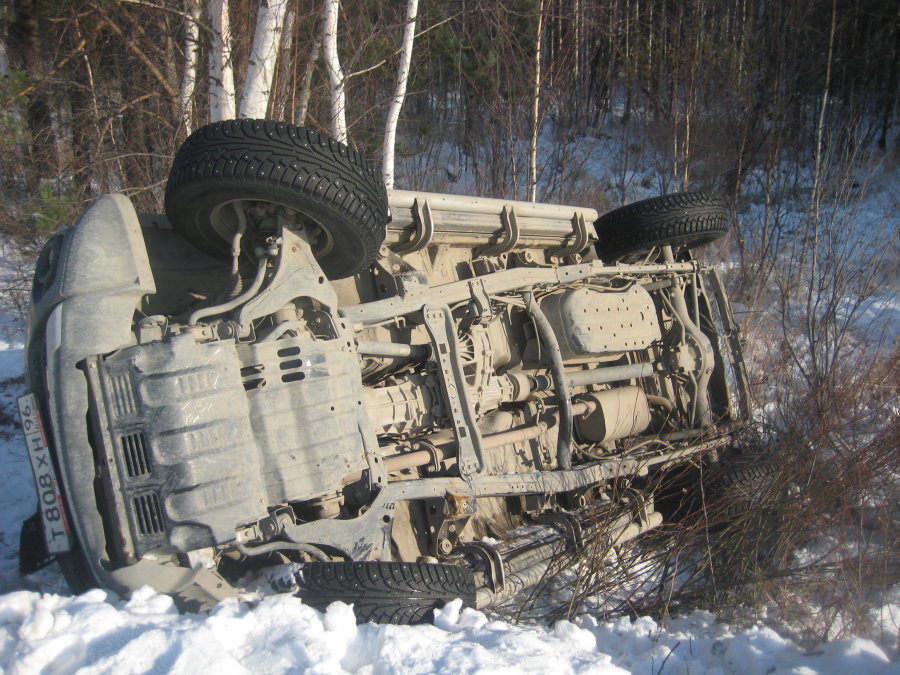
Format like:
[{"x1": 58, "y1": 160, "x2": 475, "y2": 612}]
[
  {"x1": 595, "y1": 191, "x2": 729, "y2": 260},
  {"x1": 294, "y1": 561, "x2": 475, "y2": 625}
]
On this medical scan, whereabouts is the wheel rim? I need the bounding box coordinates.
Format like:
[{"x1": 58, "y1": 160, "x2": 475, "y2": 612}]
[{"x1": 209, "y1": 199, "x2": 335, "y2": 258}]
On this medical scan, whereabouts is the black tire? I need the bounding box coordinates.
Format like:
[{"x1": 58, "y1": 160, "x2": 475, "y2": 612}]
[
  {"x1": 165, "y1": 119, "x2": 388, "y2": 279},
  {"x1": 294, "y1": 561, "x2": 476, "y2": 624},
  {"x1": 705, "y1": 456, "x2": 779, "y2": 518},
  {"x1": 55, "y1": 550, "x2": 96, "y2": 594},
  {"x1": 595, "y1": 191, "x2": 729, "y2": 262}
]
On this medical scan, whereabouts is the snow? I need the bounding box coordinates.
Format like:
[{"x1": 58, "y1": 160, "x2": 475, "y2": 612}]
[{"x1": 0, "y1": 589, "x2": 898, "y2": 674}]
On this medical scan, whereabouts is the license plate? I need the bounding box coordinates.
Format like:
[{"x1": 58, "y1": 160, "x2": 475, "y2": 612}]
[{"x1": 17, "y1": 393, "x2": 71, "y2": 554}]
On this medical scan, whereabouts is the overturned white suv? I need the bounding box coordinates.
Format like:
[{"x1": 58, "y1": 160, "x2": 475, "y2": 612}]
[{"x1": 19, "y1": 120, "x2": 749, "y2": 622}]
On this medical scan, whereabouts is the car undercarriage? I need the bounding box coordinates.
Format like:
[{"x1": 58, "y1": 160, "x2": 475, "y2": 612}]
[{"x1": 20, "y1": 120, "x2": 750, "y2": 623}]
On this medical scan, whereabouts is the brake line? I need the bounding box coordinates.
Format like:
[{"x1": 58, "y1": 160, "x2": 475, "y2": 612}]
[{"x1": 188, "y1": 251, "x2": 269, "y2": 325}]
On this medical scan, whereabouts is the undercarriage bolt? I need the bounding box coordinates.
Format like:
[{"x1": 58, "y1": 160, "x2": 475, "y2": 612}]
[{"x1": 438, "y1": 539, "x2": 453, "y2": 555}]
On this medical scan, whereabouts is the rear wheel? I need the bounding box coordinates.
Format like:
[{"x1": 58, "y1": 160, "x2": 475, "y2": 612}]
[
  {"x1": 294, "y1": 561, "x2": 476, "y2": 624},
  {"x1": 705, "y1": 455, "x2": 779, "y2": 518},
  {"x1": 165, "y1": 119, "x2": 388, "y2": 279},
  {"x1": 595, "y1": 191, "x2": 729, "y2": 262}
]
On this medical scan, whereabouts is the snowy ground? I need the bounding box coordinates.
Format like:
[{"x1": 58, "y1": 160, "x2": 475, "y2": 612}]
[
  {"x1": 0, "y1": 344, "x2": 897, "y2": 674},
  {"x1": 3, "y1": 591, "x2": 900, "y2": 675}
]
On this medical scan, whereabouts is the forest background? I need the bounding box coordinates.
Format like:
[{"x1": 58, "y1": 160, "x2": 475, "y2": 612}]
[{"x1": 0, "y1": 0, "x2": 898, "y2": 646}]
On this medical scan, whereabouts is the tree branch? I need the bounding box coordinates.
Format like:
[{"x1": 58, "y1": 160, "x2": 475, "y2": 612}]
[
  {"x1": 118, "y1": 0, "x2": 216, "y2": 37},
  {"x1": 346, "y1": 15, "x2": 456, "y2": 80},
  {"x1": 0, "y1": 38, "x2": 87, "y2": 108},
  {"x1": 88, "y1": 5, "x2": 177, "y2": 99}
]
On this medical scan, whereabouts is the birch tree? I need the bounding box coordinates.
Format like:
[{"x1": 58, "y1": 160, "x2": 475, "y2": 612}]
[
  {"x1": 240, "y1": 0, "x2": 289, "y2": 119},
  {"x1": 208, "y1": 0, "x2": 236, "y2": 121},
  {"x1": 296, "y1": 33, "x2": 321, "y2": 125},
  {"x1": 179, "y1": 0, "x2": 201, "y2": 133},
  {"x1": 274, "y1": 8, "x2": 296, "y2": 120},
  {"x1": 382, "y1": 0, "x2": 418, "y2": 189},
  {"x1": 322, "y1": 0, "x2": 347, "y2": 142},
  {"x1": 528, "y1": 0, "x2": 545, "y2": 202}
]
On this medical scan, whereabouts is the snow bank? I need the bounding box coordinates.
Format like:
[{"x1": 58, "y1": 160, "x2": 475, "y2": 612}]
[{"x1": 1, "y1": 590, "x2": 898, "y2": 674}]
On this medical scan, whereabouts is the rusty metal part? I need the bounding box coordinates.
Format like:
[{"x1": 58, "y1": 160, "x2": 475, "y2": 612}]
[
  {"x1": 539, "y1": 284, "x2": 661, "y2": 358},
  {"x1": 475, "y1": 204, "x2": 521, "y2": 257},
  {"x1": 391, "y1": 197, "x2": 435, "y2": 254},
  {"x1": 340, "y1": 260, "x2": 697, "y2": 326},
  {"x1": 550, "y1": 211, "x2": 590, "y2": 258}
]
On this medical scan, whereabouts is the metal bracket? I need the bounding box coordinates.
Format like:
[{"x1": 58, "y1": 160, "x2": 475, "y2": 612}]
[
  {"x1": 392, "y1": 197, "x2": 434, "y2": 254},
  {"x1": 422, "y1": 304, "x2": 486, "y2": 477},
  {"x1": 236, "y1": 223, "x2": 337, "y2": 327},
  {"x1": 435, "y1": 516, "x2": 470, "y2": 556},
  {"x1": 138, "y1": 315, "x2": 168, "y2": 343},
  {"x1": 551, "y1": 212, "x2": 590, "y2": 258},
  {"x1": 280, "y1": 486, "x2": 395, "y2": 561},
  {"x1": 476, "y1": 205, "x2": 521, "y2": 258},
  {"x1": 424, "y1": 491, "x2": 476, "y2": 556},
  {"x1": 534, "y1": 511, "x2": 584, "y2": 550},
  {"x1": 457, "y1": 541, "x2": 506, "y2": 591},
  {"x1": 467, "y1": 278, "x2": 493, "y2": 324}
]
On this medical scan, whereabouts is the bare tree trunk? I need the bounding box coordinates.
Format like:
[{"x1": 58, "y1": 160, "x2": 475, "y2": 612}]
[
  {"x1": 573, "y1": 0, "x2": 581, "y2": 93},
  {"x1": 296, "y1": 33, "x2": 320, "y2": 125},
  {"x1": 0, "y1": 28, "x2": 8, "y2": 78},
  {"x1": 240, "y1": 0, "x2": 289, "y2": 119},
  {"x1": 382, "y1": 0, "x2": 418, "y2": 189},
  {"x1": 0, "y1": 19, "x2": 17, "y2": 127},
  {"x1": 12, "y1": 1, "x2": 56, "y2": 190},
  {"x1": 322, "y1": 0, "x2": 347, "y2": 142},
  {"x1": 179, "y1": 0, "x2": 201, "y2": 133},
  {"x1": 274, "y1": 7, "x2": 295, "y2": 120},
  {"x1": 50, "y1": 101, "x2": 75, "y2": 182},
  {"x1": 528, "y1": 0, "x2": 545, "y2": 202},
  {"x1": 0, "y1": 16, "x2": 28, "y2": 178},
  {"x1": 74, "y1": 18, "x2": 116, "y2": 195},
  {"x1": 811, "y1": 0, "x2": 837, "y2": 219},
  {"x1": 208, "y1": 0, "x2": 236, "y2": 121}
]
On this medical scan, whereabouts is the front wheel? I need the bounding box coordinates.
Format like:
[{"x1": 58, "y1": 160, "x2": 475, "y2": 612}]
[
  {"x1": 165, "y1": 119, "x2": 389, "y2": 279},
  {"x1": 294, "y1": 561, "x2": 476, "y2": 624}
]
